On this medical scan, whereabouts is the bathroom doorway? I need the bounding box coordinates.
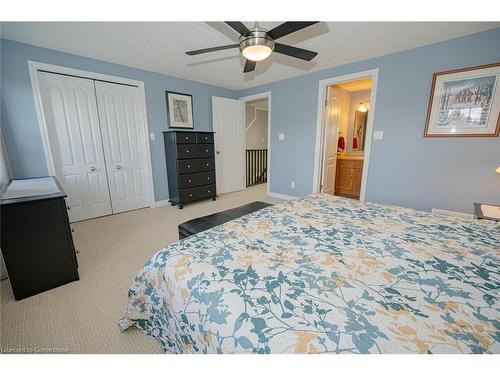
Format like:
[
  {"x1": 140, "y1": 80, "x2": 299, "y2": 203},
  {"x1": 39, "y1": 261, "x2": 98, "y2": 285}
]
[{"x1": 313, "y1": 69, "x2": 379, "y2": 201}]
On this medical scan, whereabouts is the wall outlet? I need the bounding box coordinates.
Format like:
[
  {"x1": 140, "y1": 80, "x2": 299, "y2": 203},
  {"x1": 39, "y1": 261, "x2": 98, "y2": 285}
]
[
  {"x1": 149, "y1": 132, "x2": 156, "y2": 141},
  {"x1": 373, "y1": 131, "x2": 384, "y2": 140},
  {"x1": 290, "y1": 181, "x2": 295, "y2": 189},
  {"x1": 278, "y1": 133, "x2": 285, "y2": 141}
]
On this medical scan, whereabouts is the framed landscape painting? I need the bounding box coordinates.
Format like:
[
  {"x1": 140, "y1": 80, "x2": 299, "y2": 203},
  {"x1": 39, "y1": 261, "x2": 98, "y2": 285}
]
[
  {"x1": 166, "y1": 91, "x2": 194, "y2": 129},
  {"x1": 424, "y1": 62, "x2": 500, "y2": 137}
]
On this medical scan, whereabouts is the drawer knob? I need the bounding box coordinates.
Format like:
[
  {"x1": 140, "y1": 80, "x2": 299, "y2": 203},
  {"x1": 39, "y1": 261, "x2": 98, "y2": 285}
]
[
  {"x1": 207, "y1": 177, "x2": 210, "y2": 180},
  {"x1": 205, "y1": 136, "x2": 208, "y2": 140},
  {"x1": 188, "y1": 179, "x2": 191, "y2": 183},
  {"x1": 90, "y1": 166, "x2": 96, "y2": 172},
  {"x1": 186, "y1": 150, "x2": 189, "y2": 153},
  {"x1": 189, "y1": 193, "x2": 193, "y2": 197},
  {"x1": 207, "y1": 190, "x2": 211, "y2": 193},
  {"x1": 185, "y1": 136, "x2": 189, "y2": 139},
  {"x1": 67, "y1": 206, "x2": 71, "y2": 210},
  {"x1": 205, "y1": 149, "x2": 208, "y2": 152},
  {"x1": 206, "y1": 163, "x2": 209, "y2": 166},
  {"x1": 187, "y1": 165, "x2": 191, "y2": 168}
]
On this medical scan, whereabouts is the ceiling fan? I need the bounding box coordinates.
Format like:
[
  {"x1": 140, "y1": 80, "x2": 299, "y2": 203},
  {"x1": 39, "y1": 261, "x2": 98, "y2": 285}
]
[{"x1": 186, "y1": 22, "x2": 319, "y2": 73}]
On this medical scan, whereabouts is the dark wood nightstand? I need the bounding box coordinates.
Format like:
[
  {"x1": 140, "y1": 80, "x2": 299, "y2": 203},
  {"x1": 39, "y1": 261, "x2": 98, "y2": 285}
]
[{"x1": 474, "y1": 203, "x2": 500, "y2": 221}]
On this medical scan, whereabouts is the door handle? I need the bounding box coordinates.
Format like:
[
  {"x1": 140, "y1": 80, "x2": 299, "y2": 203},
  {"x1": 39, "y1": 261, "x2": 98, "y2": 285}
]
[
  {"x1": 90, "y1": 167, "x2": 96, "y2": 172},
  {"x1": 116, "y1": 165, "x2": 121, "y2": 170}
]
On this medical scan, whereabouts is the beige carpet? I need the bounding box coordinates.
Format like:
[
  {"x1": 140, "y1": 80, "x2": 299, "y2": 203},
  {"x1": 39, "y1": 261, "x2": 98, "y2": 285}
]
[{"x1": 0, "y1": 184, "x2": 282, "y2": 353}]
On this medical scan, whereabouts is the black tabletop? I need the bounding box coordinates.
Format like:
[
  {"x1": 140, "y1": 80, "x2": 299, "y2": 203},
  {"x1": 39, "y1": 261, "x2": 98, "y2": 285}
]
[{"x1": 0, "y1": 176, "x2": 66, "y2": 206}]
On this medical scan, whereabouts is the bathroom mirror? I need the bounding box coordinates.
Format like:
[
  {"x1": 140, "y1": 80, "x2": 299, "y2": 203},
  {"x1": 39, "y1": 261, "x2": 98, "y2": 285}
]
[{"x1": 352, "y1": 110, "x2": 368, "y2": 151}]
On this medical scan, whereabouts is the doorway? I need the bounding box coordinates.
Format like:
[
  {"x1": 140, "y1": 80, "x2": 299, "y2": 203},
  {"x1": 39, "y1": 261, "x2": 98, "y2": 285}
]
[
  {"x1": 244, "y1": 97, "x2": 268, "y2": 190},
  {"x1": 313, "y1": 69, "x2": 379, "y2": 201},
  {"x1": 240, "y1": 92, "x2": 271, "y2": 196}
]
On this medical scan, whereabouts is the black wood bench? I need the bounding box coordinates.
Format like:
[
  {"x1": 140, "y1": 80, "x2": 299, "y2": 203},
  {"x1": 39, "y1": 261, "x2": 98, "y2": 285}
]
[{"x1": 178, "y1": 201, "x2": 272, "y2": 239}]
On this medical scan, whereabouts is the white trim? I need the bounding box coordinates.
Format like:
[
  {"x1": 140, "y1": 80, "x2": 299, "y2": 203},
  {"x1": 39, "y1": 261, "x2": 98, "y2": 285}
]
[
  {"x1": 27, "y1": 60, "x2": 156, "y2": 209},
  {"x1": 239, "y1": 91, "x2": 272, "y2": 196},
  {"x1": 267, "y1": 191, "x2": 297, "y2": 201},
  {"x1": 431, "y1": 208, "x2": 473, "y2": 218},
  {"x1": 313, "y1": 69, "x2": 379, "y2": 202},
  {"x1": 153, "y1": 199, "x2": 170, "y2": 208}
]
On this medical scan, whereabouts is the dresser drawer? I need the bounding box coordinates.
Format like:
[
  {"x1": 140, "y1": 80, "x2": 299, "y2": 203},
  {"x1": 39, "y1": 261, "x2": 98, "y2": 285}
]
[
  {"x1": 175, "y1": 132, "x2": 196, "y2": 144},
  {"x1": 177, "y1": 144, "x2": 214, "y2": 159},
  {"x1": 180, "y1": 184, "x2": 215, "y2": 203},
  {"x1": 179, "y1": 171, "x2": 215, "y2": 189},
  {"x1": 197, "y1": 133, "x2": 214, "y2": 144},
  {"x1": 178, "y1": 158, "x2": 215, "y2": 174}
]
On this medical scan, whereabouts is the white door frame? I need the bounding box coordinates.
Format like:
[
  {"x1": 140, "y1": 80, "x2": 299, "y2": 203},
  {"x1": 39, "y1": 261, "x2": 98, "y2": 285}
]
[
  {"x1": 28, "y1": 60, "x2": 155, "y2": 209},
  {"x1": 238, "y1": 91, "x2": 271, "y2": 196},
  {"x1": 312, "y1": 69, "x2": 379, "y2": 201}
]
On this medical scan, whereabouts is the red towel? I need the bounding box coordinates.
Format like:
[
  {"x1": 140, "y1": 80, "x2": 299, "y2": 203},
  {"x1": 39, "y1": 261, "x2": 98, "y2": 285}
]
[
  {"x1": 337, "y1": 136, "x2": 345, "y2": 151},
  {"x1": 352, "y1": 137, "x2": 358, "y2": 150}
]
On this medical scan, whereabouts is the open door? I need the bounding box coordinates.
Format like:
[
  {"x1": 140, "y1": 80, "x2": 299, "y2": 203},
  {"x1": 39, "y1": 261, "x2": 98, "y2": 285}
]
[
  {"x1": 212, "y1": 96, "x2": 245, "y2": 194},
  {"x1": 321, "y1": 86, "x2": 340, "y2": 194}
]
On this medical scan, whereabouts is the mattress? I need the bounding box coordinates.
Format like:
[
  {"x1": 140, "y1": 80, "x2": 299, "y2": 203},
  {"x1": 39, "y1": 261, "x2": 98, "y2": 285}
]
[{"x1": 119, "y1": 194, "x2": 500, "y2": 353}]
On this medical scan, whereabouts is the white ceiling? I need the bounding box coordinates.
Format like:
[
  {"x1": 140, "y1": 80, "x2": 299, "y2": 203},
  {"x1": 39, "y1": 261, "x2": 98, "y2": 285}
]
[{"x1": 1, "y1": 22, "x2": 498, "y2": 90}]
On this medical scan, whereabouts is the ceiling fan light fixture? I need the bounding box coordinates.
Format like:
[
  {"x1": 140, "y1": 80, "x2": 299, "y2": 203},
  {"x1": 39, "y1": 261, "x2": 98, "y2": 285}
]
[
  {"x1": 240, "y1": 31, "x2": 275, "y2": 62},
  {"x1": 242, "y1": 45, "x2": 273, "y2": 61}
]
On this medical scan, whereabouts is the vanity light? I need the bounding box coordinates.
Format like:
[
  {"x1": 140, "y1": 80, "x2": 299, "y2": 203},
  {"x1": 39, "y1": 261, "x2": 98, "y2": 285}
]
[
  {"x1": 496, "y1": 166, "x2": 500, "y2": 174},
  {"x1": 358, "y1": 103, "x2": 368, "y2": 112}
]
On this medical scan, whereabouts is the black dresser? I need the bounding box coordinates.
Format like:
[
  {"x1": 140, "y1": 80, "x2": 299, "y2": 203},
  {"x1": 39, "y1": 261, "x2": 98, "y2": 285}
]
[
  {"x1": 163, "y1": 131, "x2": 217, "y2": 209},
  {"x1": 0, "y1": 177, "x2": 79, "y2": 300}
]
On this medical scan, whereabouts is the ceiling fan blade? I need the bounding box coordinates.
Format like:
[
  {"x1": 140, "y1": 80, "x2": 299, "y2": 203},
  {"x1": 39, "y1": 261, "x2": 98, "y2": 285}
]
[
  {"x1": 225, "y1": 21, "x2": 252, "y2": 37},
  {"x1": 267, "y1": 22, "x2": 319, "y2": 40},
  {"x1": 243, "y1": 59, "x2": 256, "y2": 73},
  {"x1": 274, "y1": 43, "x2": 318, "y2": 61},
  {"x1": 185, "y1": 44, "x2": 240, "y2": 56}
]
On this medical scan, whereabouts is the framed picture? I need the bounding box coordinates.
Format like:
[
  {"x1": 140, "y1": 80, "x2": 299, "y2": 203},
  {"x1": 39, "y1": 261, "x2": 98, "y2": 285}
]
[
  {"x1": 424, "y1": 62, "x2": 500, "y2": 137},
  {"x1": 166, "y1": 91, "x2": 194, "y2": 129}
]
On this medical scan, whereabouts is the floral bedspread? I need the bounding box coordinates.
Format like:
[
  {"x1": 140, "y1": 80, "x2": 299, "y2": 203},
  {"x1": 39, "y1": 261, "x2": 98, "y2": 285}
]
[{"x1": 119, "y1": 194, "x2": 500, "y2": 353}]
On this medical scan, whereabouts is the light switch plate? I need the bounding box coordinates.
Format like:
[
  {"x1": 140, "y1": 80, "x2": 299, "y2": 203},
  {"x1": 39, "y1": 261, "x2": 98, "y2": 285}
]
[
  {"x1": 373, "y1": 131, "x2": 384, "y2": 140},
  {"x1": 278, "y1": 133, "x2": 285, "y2": 141},
  {"x1": 149, "y1": 132, "x2": 155, "y2": 141}
]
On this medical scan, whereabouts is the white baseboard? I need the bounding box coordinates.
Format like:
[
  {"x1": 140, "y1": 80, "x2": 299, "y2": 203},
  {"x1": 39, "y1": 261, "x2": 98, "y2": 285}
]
[
  {"x1": 267, "y1": 191, "x2": 297, "y2": 201},
  {"x1": 431, "y1": 208, "x2": 473, "y2": 218},
  {"x1": 154, "y1": 199, "x2": 170, "y2": 207}
]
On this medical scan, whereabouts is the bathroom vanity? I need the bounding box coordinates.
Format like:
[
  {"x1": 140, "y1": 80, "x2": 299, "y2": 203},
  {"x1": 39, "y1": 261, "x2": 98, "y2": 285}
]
[{"x1": 334, "y1": 154, "x2": 364, "y2": 199}]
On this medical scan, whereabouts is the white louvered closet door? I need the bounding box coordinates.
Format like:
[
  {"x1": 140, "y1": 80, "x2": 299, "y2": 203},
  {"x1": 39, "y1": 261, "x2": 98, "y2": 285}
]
[
  {"x1": 94, "y1": 81, "x2": 149, "y2": 214},
  {"x1": 38, "y1": 72, "x2": 112, "y2": 222}
]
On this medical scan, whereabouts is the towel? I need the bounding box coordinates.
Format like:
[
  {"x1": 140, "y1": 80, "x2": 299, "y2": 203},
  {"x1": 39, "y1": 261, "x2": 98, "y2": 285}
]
[
  {"x1": 337, "y1": 136, "x2": 345, "y2": 151},
  {"x1": 352, "y1": 136, "x2": 359, "y2": 150}
]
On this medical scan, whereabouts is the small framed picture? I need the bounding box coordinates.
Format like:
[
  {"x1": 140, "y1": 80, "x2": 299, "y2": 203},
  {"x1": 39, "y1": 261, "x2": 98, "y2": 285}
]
[
  {"x1": 424, "y1": 62, "x2": 500, "y2": 137},
  {"x1": 166, "y1": 91, "x2": 194, "y2": 129}
]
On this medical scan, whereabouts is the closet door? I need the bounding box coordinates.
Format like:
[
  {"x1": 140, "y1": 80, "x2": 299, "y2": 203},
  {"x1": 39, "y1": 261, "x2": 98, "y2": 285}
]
[
  {"x1": 94, "y1": 81, "x2": 149, "y2": 213},
  {"x1": 38, "y1": 72, "x2": 112, "y2": 222}
]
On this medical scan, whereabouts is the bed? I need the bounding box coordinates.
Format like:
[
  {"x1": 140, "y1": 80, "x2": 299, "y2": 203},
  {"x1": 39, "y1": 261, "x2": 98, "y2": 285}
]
[{"x1": 119, "y1": 194, "x2": 500, "y2": 353}]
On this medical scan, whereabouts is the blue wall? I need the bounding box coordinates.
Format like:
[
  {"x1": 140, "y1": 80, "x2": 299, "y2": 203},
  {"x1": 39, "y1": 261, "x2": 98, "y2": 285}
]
[
  {"x1": 2, "y1": 28, "x2": 500, "y2": 213},
  {"x1": 239, "y1": 28, "x2": 500, "y2": 213},
  {"x1": 0, "y1": 39, "x2": 238, "y2": 202}
]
